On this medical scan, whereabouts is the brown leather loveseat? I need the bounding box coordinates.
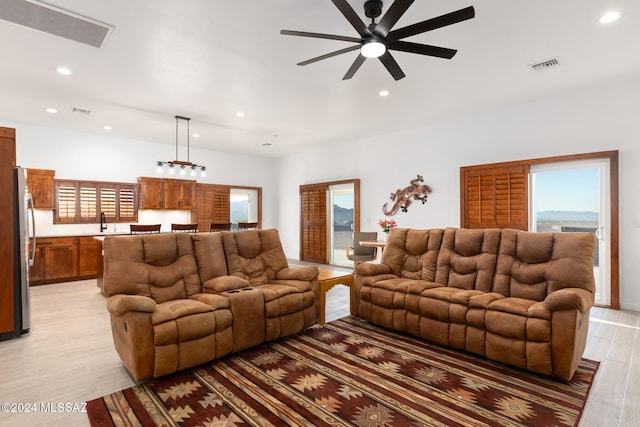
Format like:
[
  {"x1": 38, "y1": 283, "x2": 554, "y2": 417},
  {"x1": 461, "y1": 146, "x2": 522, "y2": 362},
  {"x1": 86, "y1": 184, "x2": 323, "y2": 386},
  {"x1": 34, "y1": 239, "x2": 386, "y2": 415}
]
[
  {"x1": 353, "y1": 227, "x2": 596, "y2": 380},
  {"x1": 102, "y1": 228, "x2": 319, "y2": 381}
]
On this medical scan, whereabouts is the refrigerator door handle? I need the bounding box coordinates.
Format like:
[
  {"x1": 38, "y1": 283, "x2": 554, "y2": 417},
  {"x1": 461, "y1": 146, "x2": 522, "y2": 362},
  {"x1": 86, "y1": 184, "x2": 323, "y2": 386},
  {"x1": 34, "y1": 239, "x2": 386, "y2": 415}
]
[{"x1": 28, "y1": 193, "x2": 36, "y2": 267}]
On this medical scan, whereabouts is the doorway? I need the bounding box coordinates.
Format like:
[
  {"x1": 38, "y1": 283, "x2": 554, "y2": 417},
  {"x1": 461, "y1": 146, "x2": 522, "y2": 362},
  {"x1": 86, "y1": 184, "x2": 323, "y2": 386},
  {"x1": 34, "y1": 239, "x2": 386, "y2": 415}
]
[
  {"x1": 300, "y1": 179, "x2": 360, "y2": 265},
  {"x1": 530, "y1": 159, "x2": 611, "y2": 306},
  {"x1": 329, "y1": 184, "x2": 355, "y2": 267}
]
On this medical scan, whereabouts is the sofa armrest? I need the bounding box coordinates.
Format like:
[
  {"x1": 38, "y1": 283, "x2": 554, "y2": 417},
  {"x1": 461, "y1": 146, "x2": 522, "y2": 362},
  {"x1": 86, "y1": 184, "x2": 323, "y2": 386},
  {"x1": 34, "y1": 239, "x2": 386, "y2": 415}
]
[
  {"x1": 276, "y1": 266, "x2": 319, "y2": 281},
  {"x1": 355, "y1": 262, "x2": 391, "y2": 276},
  {"x1": 106, "y1": 294, "x2": 156, "y2": 316},
  {"x1": 203, "y1": 275, "x2": 251, "y2": 292},
  {"x1": 544, "y1": 288, "x2": 594, "y2": 312}
]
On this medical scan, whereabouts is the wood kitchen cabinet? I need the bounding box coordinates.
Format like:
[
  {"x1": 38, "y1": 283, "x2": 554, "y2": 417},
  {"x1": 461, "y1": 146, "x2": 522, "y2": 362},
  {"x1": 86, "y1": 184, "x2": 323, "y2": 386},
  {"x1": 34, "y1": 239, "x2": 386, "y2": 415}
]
[
  {"x1": 163, "y1": 178, "x2": 195, "y2": 209},
  {"x1": 30, "y1": 236, "x2": 99, "y2": 285},
  {"x1": 137, "y1": 177, "x2": 195, "y2": 210},
  {"x1": 30, "y1": 237, "x2": 78, "y2": 284},
  {"x1": 78, "y1": 237, "x2": 99, "y2": 277},
  {"x1": 26, "y1": 168, "x2": 55, "y2": 209}
]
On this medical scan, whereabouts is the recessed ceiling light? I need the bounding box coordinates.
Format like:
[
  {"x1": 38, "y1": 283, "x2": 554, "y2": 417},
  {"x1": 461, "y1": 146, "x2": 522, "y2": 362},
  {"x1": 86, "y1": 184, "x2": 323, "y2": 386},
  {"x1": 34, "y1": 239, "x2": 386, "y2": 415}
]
[
  {"x1": 236, "y1": 111, "x2": 245, "y2": 117},
  {"x1": 600, "y1": 11, "x2": 621, "y2": 24},
  {"x1": 45, "y1": 108, "x2": 57, "y2": 113},
  {"x1": 192, "y1": 133, "x2": 200, "y2": 138},
  {"x1": 379, "y1": 90, "x2": 390, "y2": 97},
  {"x1": 56, "y1": 67, "x2": 72, "y2": 75},
  {"x1": 103, "y1": 125, "x2": 112, "y2": 131}
]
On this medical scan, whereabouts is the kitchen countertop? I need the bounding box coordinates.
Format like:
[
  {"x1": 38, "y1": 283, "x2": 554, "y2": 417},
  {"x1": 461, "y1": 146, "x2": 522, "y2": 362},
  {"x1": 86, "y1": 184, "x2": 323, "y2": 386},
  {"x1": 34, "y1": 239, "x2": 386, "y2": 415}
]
[{"x1": 35, "y1": 231, "x2": 130, "y2": 238}]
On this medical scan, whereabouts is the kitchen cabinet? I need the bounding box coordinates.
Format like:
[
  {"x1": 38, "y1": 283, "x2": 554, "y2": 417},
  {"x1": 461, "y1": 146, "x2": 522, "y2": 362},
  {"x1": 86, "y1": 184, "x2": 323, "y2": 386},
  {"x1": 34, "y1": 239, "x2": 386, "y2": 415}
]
[
  {"x1": 137, "y1": 177, "x2": 164, "y2": 209},
  {"x1": 26, "y1": 168, "x2": 55, "y2": 209},
  {"x1": 137, "y1": 177, "x2": 195, "y2": 210},
  {"x1": 30, "y1": 237, "x2": 78, "y2": 284},
  {"x1": 78, "y1": 237, "x2": 99, "y2": 277},
  {"x1": 30, "y1": 236, "x2": 100, "y2": 285}
]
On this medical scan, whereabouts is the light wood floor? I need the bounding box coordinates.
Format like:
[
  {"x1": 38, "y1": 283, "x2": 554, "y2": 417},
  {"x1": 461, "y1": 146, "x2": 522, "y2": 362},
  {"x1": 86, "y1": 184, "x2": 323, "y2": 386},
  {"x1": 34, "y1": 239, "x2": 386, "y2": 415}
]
[{"x1": 0, "y1": 278, "x2": 637, "y2": 426}]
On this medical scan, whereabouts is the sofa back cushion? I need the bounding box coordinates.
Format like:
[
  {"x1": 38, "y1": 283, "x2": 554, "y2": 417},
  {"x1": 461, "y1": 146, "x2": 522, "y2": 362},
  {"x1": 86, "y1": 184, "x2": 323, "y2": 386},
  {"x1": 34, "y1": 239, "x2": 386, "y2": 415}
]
[
  {"x1": 191, "y1": 233, "x2": 229, "y2": 283},
  {"x1": 435, "y1": 228, "x2": 501, "y2": 291},
  {"x1": 103, "y1": 233, "x2": 201, "y2": 302},
  {"x1": 494, "y1": 229, "x2": 596, "y2": 300},
  {"x1": 221, "y1": 229, "x2": 289, "y2": 285},
  {"x1": 382, "y1": 228, "x2": 444, "y2": 281}
]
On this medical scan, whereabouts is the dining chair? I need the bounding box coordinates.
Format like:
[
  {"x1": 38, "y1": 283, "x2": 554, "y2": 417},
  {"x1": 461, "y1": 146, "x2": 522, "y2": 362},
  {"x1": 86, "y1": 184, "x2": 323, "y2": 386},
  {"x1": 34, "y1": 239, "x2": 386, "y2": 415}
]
[
  {"x1": 130, "y1": 224, "x2": 162, "y2": 235},
  {"x1": 209, "y1": 222, "x2": 232, "y2": 232},
  {"x1": 171, "y1": 223, "x2": 198, "y2": 233},
  {"x1": 346, "y1": 231, "x2": 378, "y2": 263}
]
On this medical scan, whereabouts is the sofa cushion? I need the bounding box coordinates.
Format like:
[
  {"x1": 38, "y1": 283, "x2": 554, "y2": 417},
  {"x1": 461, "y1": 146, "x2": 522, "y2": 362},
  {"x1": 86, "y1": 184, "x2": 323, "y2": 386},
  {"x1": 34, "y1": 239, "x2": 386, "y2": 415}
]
[
  {"x1": 435, "y1": 228, "x2": 500, "y2": 291},
  {"x1": 222, "y1": 229, "x2": 290, "y2": 285},
  {"x1": 382, "y1": 228, "x2": 444, "y2": 281},
  {"x1": 493, "y1": 229, "x2": 596, "y2": 301},
  {"x1": 103, "y1": 233, "x2": 201, "y2": 302},
  {"x1": 191, "y1": 233, "x2": 229, "y2": 284}
]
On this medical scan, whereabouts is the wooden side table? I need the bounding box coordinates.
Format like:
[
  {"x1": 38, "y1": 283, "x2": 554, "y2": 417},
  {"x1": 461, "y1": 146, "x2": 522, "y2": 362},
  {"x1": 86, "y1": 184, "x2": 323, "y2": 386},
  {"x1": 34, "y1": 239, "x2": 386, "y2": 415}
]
[
  {"x1": 317, "y1": 268, "x2": 354, "y2": 324},
  {"x1": 359, "y1": 240, "x2": 387, "y2": 262}
]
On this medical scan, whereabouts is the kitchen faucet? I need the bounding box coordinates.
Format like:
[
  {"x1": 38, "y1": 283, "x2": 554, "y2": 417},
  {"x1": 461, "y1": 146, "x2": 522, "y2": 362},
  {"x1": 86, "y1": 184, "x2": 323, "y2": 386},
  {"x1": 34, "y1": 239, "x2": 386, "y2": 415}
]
[{"x1": 100, "y1": 212, "x2": 107, "y2": 232}]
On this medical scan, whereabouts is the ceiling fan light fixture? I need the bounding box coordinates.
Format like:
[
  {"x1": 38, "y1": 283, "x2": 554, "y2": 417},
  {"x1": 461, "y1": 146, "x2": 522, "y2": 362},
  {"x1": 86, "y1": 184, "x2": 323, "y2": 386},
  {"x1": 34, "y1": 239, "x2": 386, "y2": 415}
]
[{"x1": 361, "y1": 39, "x2": 386, "y2": 58}]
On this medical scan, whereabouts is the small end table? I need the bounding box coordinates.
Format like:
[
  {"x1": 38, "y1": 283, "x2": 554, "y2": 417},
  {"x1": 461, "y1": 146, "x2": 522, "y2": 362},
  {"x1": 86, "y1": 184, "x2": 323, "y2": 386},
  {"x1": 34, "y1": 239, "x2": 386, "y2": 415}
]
[{"x1": 317, "y1": 268, "x2": 354, "y2": 324}]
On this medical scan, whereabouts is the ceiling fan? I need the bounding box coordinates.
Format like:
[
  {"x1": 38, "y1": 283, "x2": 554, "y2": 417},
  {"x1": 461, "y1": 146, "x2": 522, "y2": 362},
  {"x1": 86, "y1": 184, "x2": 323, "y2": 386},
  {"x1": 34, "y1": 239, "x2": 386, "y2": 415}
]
[{"x1": 280, "y1": 0, "x2": 475, "y2": 81}]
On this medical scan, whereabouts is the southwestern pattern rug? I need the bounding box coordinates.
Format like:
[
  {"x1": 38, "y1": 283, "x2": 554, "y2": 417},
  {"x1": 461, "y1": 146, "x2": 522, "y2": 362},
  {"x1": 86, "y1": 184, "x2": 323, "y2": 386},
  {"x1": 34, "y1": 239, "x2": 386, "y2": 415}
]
[{"x1": 87, "y1": 317, "x2": 599, "y2": 427}]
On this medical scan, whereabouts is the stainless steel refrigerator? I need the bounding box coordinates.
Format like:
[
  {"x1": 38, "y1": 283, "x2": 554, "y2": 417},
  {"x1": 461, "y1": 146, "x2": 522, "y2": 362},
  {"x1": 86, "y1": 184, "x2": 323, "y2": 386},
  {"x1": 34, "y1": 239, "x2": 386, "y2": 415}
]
[{"x1": 0, "y1": 167, "x2": 35, "y2": 341}]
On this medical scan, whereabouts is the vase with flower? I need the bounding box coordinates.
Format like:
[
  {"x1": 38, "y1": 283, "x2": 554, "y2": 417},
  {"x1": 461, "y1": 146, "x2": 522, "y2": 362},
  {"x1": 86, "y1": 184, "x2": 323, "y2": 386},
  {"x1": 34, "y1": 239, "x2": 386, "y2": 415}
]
[{"x1": 378, "y1": 219, "x2": 397, "y2": 242}]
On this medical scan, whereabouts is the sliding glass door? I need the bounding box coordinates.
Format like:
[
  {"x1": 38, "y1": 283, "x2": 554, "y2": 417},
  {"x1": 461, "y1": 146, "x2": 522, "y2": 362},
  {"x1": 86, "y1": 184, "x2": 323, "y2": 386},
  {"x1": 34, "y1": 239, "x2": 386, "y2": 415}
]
[
  {"x1": 530, "y1": 159, "x2": 610, "y2": 306},
  {"x1": 329, "y1": 184, "x2": 354, "y2": 267}
]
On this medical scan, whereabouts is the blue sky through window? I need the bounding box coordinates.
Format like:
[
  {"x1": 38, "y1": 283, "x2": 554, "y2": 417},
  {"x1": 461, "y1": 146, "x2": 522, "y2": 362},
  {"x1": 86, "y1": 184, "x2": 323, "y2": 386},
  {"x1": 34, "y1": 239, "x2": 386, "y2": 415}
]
[{"x1": 533, "y1": 168, "x2": 599, "y2": 212}]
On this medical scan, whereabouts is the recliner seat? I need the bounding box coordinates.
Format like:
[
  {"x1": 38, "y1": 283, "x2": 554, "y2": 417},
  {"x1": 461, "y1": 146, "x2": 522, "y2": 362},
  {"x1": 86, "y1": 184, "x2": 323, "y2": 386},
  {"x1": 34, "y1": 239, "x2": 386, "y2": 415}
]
[
  {"x1": 353, "y1": 227, "x2": 596, "y2": 380},
  {"x1": 103, "y1": 229, "x2": 319, "y2": 381}
]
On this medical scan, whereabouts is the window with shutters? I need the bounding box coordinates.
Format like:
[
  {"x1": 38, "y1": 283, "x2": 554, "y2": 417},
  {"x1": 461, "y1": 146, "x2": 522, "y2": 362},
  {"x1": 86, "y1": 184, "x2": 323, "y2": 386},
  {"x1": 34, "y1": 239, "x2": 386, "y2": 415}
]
[
  {"x1": 54, "y1": 180, "x2": 137, "y2": 224},
  {"x1": 461, "y1": 165, "x2": 528, "y2": 230}
]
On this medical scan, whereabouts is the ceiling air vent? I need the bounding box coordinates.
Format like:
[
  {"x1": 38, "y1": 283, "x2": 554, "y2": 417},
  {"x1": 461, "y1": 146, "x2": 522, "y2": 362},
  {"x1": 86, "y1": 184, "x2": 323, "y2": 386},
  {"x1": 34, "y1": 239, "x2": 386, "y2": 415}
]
[
  {"x1": 0, "y1": 0, "x2": 114, "y2": 48},
  {"x1": 70, "y1": 107, "x2": 93, "y2": 115},
  {"x1": 530, "y1": 58, "x2": 560, "y2": 71}
]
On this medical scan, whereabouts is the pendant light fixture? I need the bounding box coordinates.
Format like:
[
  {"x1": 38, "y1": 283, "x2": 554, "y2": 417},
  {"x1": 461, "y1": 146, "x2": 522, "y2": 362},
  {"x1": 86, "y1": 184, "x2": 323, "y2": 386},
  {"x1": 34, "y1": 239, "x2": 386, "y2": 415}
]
[{"x1": 156, "y1": 115, "x2": 206, "y2": 177}]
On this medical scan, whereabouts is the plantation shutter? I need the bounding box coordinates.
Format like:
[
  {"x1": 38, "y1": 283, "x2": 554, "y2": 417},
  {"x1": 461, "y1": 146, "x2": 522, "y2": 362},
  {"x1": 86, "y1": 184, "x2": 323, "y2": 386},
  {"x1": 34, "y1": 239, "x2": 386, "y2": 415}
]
[
  {"x1": 192, "y1": 184, "x2": 230, "y2": 232},
  {"x1": 56, "y1": 182, "x2": 77, "y2": 223},
  {"x1": 79, "y1": 184, "x2": 98, "y2": 222},
  {"x1": 461, "y1": 164, "x2": 528, "y2": 230},
  {"x1": 300, "y1": 184, "x2": 327, "y2": 263},
  {"x1": 118, "y1": 186, "x2": 137, "y2": 222},
  {"x1": 100, "y1": 186, "x2": 117, "y2": 220},
  {"x1": 55, "y1": 180, "x2": 138, "y2": 224}
]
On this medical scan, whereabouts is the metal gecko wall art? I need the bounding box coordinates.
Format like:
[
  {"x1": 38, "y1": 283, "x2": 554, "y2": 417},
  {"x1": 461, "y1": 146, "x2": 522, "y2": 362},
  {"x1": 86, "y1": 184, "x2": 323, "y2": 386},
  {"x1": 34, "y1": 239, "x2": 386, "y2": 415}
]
[{"x1": 382, "y1": 174, "x2": 432, "y2": 216}]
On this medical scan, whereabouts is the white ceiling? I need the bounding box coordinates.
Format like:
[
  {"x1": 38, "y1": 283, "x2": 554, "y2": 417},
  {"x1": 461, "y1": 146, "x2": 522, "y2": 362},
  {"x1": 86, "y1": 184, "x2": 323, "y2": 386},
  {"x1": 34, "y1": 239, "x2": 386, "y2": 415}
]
[{"x1": 1, "y1": 0, "x2": 638, "y2": 158}]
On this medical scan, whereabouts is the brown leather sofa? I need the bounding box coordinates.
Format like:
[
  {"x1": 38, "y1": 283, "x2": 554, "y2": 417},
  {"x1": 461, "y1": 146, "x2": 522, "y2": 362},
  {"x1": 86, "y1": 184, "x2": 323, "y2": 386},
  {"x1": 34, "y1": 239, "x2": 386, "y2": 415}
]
[
  {"x1": 353, "y1": 227, "x2": 596, "y2": 380},
  {"x1": 102, "y1": 229, "x2": 319, "y2": 381}
]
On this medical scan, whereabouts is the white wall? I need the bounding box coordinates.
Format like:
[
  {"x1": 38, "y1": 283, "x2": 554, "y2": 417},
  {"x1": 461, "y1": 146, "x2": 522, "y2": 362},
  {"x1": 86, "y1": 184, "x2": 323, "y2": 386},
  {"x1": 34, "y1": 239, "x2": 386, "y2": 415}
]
[
  {"x1": 275, "y1": 71, "x2": 640, "y2": 311},
  {"x1": 4, "y1": 70, "x2": 640, "y2": 310},
  {"x1": 3, "y1": 122, "x2": 277, "y2": 235}
]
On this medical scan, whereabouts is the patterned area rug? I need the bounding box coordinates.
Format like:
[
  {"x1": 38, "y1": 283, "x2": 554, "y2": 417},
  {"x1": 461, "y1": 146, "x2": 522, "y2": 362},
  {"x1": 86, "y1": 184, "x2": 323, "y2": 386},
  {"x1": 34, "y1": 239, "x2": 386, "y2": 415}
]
[{"x1": 87, "y1": 316, "x2": 598, "y2": 426}]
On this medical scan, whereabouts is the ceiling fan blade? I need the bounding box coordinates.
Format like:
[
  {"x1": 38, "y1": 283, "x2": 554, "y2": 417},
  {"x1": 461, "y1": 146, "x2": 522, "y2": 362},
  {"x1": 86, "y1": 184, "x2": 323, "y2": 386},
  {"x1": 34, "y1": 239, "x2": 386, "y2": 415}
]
[
  {"x1": 280, "y1": 29, "x2": 361, "y2": 44},
  {"x1": 374, "y1": 0, "x2": 414, "y2": 38},
  {"x1": 342, "y1": 55, "x2": 367, "y2": 80},
  {"x1": 331, "y1": 0, "x2": 370, "y2": 36},
  {"x1": 388, "y1": 6, "x2": 475, "y2": 42},
  {"x1": 387, "y1": 40, "x2": 457, "y2": 59},
  {"x1": 378, "y1": 51, "x2": 406, "y2": 80},
  {"x1": 297, "y1": 45, "x2": 361, "y2": 66}
]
